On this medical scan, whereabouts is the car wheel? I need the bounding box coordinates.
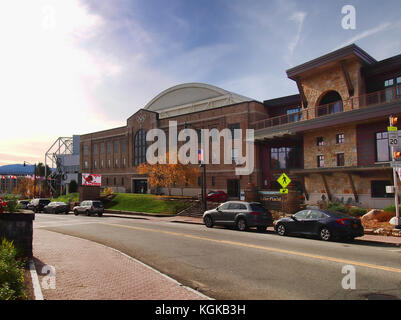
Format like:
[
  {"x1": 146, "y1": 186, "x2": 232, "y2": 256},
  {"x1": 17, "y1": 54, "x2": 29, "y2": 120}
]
[
  {"x1": 65, "y1": 210, "x2": 69, "y2": 215},
  {"x1": 97, "y1": 212, "x2": 103, "y2": 217},
  {"x1": 52, "y1": 209, "x2": 56, "y2": 214},
  {"x1": 74, "y1": 209, "x2": 79, "y2": 216},
  {"x1": 319, "y1": 227, "x2": 332, "y2": 241},
  {"x1": 276, "y1": 223, "x2": 286, "y2": 236},
  {"x1": 236, "y1": 218, "x2": 247, "y2": 231},
  {"x1": 204, "y1": 215, "x2": 214, "y2": 228}
]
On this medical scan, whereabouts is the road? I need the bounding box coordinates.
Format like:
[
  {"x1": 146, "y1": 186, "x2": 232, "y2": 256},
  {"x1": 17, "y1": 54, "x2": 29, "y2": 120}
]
[{"x1": 34, "y1": 213, "x2": 401, "y2": 300}]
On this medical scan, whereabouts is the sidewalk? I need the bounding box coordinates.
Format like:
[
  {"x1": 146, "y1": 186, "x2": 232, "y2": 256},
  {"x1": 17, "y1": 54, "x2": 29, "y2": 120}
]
[
  {"x1": 32, "y1": 228, "x2": 210, "y2": 300},
  {"x1": 104, "y1": 213, "x2": 401, "y2": 246}
]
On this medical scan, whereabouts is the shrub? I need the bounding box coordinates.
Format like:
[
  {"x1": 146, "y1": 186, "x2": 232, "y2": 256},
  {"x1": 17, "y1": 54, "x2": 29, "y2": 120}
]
[
  {"x1": 327, "y1": 202, "x2": 347, "y2": 213},
  {"x1": 69, "y1": 180, "x2": 78, "y2": 193},
  {"x1": 348, "y1": 206, "x2": 367, "y2": 217},
  {"x1": 0, "y1": 238, "x2": 26, "y2": 300},
  {"x1": 4, "y1": 195, "x2": 21, "y2": 213}
]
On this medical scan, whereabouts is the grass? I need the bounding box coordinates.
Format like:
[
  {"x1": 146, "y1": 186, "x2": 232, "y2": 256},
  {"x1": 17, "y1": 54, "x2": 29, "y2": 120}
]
[
  {"x1": 51, "y1": 193, "x2": 79, "y2": 203},
  {"x1": 105, "y1": 193, "x2": 192, "y2": 215}
]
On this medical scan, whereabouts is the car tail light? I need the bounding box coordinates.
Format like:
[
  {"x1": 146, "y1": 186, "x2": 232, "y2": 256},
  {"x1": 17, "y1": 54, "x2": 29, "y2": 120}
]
[
  {"x1": 250, "y1": 211, "x2": 260, "y2": 216},
  {"x1": 336, "y1": 218, "x2": 350, "y2": 225}
]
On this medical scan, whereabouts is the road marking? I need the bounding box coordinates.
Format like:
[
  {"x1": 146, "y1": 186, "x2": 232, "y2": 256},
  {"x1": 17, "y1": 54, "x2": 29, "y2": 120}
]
[{"x1": 100, "y1": 222, "x2": 401, "y2": 275}]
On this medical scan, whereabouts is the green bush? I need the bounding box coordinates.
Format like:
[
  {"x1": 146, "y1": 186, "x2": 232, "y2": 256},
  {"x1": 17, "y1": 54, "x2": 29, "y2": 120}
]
[
  {"x1": 327, "y1": 202, "x2": 347, "y2": 213},
  {"x1": 69, "y1": 180, "x2": 78, "y2": 193},
  {"x1": 0, "y1": 238, "x2": 27, "y2": 300},
  {"x1": 4, "y1": 195, "x2": 21, "y2": 213},
  {"x1": 383, "y1": 205, "x2": 401, "y2": 214},
  {"x1": 348, "y1": 206, "x2": 367, "y2": 217}
]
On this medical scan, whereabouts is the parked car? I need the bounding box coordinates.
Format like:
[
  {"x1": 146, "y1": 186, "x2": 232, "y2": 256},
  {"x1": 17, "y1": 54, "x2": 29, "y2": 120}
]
[
  {"x1": 43, "y1": 202, "x2": 70, "y2": 214},
  {"x1": 27, "y1": 198, "x2": 51, "y2": 213},
  {"x1": 206, "y1": 190, "x2": 228, "y2": 202},
  {"x1": 73, "y1": 200, "x2": 104, "y2": 217},
  {"x1": 274, "y1": 209, "x2": 364, "y2": 241},
  {"x1": 18, "y1": 200, "x2": 30, "y2": 209},
  {"x1": 203, "y1": 201, "x2": 273, "y2": 231}
]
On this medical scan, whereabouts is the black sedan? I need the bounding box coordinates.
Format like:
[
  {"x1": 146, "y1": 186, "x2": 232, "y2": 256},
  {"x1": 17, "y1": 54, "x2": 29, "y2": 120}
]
[
  {"x1": 43, "y1": 202, "x2": 70, "y2": 214},
  {"x1": 274, "y1": 209, "x2": 364, "y2": 241}
]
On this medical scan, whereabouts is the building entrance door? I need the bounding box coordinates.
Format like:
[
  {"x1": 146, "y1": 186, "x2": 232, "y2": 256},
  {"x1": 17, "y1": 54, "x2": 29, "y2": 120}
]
[
  {"x1": 133, "y1": 179, "x2": 148, "y2": 194},
  {"x1": 227, "y1": 179, "x2": 240, "y2": 198}
]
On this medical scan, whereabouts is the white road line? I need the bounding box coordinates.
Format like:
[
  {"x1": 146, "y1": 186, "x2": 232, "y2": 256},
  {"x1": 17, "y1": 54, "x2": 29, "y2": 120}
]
[{"x1": 29, "y1": 260, "x2": 43, "y2": 300}]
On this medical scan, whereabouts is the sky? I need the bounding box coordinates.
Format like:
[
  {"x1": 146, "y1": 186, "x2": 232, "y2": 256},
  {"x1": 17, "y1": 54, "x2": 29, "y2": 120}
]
[{"x1": 1, "y1": 0, "x2": 401, "y2": 166}]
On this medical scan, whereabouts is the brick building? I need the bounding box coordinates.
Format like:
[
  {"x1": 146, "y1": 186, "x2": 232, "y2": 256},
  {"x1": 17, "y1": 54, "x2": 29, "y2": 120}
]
[{"x1": 80, "y1": 44, "x2": 401, "y2": 208}]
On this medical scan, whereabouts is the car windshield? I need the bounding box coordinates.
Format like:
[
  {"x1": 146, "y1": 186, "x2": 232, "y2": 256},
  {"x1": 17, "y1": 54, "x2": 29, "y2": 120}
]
[{"x1": 92, "y1": 202, "x2": 102, "y2": 208}]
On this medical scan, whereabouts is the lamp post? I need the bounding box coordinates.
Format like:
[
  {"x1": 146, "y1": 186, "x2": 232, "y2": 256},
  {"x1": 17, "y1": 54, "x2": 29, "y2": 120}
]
[
  {"x1": 23, "y1": 161, "x2": 37, "y2": 198},
  {"x1": 389, "y1": 115, "x2": 400, "y2": 229}
]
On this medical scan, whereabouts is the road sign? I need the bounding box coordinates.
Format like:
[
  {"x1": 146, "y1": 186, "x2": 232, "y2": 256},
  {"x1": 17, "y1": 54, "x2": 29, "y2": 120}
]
[
  {"x1": 280, "y1": 188, "x2": 288, "y2": 194},
  {"x1": 277, "y1": 173, "x2": 291, "y2": 188},
  {"x1": 388, "y1": 126, "x2": 398, "y2": 132},
  {"x1": 388, "y1": 131, "x2": 400, "y2": 147}
]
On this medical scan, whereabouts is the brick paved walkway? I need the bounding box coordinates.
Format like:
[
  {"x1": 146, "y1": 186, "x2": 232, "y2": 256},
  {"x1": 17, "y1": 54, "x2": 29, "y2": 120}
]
[{"x1": 33, "y1": 229, "x2": 209, "y2": 300}]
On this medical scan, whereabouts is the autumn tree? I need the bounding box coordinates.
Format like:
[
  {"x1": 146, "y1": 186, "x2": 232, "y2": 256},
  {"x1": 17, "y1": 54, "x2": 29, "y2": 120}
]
[{"x1": 137, "y1": 156, "x2": 199, "y2": 196}]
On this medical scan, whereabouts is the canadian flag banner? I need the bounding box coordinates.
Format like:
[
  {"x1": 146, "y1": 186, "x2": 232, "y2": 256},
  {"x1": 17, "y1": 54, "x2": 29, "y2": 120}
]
[{"x1": 82, "y1": 173, "x2": 102, "y2": 186}]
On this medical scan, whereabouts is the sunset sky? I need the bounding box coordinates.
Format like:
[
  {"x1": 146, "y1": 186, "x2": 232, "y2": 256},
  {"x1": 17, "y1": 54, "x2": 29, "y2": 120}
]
[{"x1": 1, "y1": 0, "x2": 401, "y2": 166}]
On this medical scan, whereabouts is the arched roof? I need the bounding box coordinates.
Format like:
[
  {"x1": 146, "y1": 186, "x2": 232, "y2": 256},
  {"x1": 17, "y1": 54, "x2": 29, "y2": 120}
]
[{"x1": 143, "y1": 82, "x2": 253, "y2": 118}]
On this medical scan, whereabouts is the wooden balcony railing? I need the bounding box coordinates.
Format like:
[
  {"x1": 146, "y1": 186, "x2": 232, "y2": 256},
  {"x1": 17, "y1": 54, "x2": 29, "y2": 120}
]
[{"x1": 252, "y1": 86, "x2": 401, "y2": 130}]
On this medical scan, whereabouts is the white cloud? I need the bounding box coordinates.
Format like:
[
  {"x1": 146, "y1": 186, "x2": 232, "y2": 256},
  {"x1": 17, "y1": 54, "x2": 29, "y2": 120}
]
[{"x1": 286, "y1": 11, "x2": 307, "y2": 66}]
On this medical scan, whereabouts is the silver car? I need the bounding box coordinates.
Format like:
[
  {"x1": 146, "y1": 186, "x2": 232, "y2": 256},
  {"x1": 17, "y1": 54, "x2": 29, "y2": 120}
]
[
  {"x1": 73, "y1": 200, "x2": 104, "y2": 217},
  {"x1": 203, "y1": 201, "x2": 273, "y2": 232}
]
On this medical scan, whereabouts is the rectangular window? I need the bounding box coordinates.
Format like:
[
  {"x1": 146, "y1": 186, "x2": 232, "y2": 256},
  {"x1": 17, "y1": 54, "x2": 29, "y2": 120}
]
[
  {"x1": 121, "y1": 140, "x2": 127, "y2": 153},
  {"x1": 384, "y1": 79, "x2": 394, "y2": 87},
  {"x1": 113, "y1": 177, "x2": 116, "y2": 185},
  {"x1": 122, "y1": 158, "x2": 126, "y2": 168},
  {"x1": 83, "y1": 145, "x2": 89, "y2": 156},
  {"x1": 336, "y1": 153, "x2": 345, "y2": 167},
  {"x1": 317, "y1": 155, "x2": 324, "y2": 168},
  {"x1": 100, "y1": 143, "x2": 105, "y2": 154},
  {"x1": 84, "y1": 161, "x2": 88, "y2": 169},
  {"x1": 93, "y1": 144, "x2": 98, "y2": 155},
  {"x1": 228, "y1": 123, "x2": 240, "y2": 140},
  {"x1": 114, "y1": 159, "x2": 118, "y2": 168},
  {"x1": 371, "y1": 180, "x2": 393, "y2": 198},
  {"x1": 100, "y1": 160, "x2": 104, "y2": 168},
  {"x1": 336, "y1": 133, "x2": 344, "y2": 144},
  {"x1": 270, "y1": 147, "x2": 300, "y2": 169},
  {"x1": 121, "y1": 177, "x2": 124, "y2": 186},
  {"x1": 286, "y1": 106, "x2": 302, "y2": 122},
  {"x1": 107, "y1": 142, "x2": 111, "y2": 154},
  {"x1": 94, "y1": 160, "x2": 97, "y2": 169},
  {"x1": 211, "y1": 176, "x2": 215, "y2": 186},
  {"x1": 114, "y1": 141, "x2": 119, "y2": 153},
  {"x1": 316, "y1": 137, "x2": 324, "y2": 146},
  {"x1": 107, "y1": 159, "x2": 111, "y2": 168}
]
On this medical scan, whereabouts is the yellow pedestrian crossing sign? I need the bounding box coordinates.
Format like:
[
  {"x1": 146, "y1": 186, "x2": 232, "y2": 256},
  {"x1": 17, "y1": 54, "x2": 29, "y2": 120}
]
[
  {"x1": 280, "y1": 188, "x2": 288, "y2": 194},
  {"x1": 277, "y1": 173, "x2": 291, "y2": 188}
]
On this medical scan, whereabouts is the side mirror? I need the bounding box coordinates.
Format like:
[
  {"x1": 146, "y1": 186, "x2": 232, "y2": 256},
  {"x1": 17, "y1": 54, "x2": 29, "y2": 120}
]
[{"x1": 216, "y1": 207, "x2": 221, "y2": 212}]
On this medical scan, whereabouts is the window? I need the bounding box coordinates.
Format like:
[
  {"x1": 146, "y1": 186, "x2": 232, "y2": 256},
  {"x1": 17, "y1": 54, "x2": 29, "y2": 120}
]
[
  {"x1": 228, "y1": 203, "x2": 247, "y2": 210},
  {"x1": 114, "y1": 159, "x2": 118, "y2": 168},
  {"x1": 121, "y1": 140, "x2": 127, "y2": 153},
  {"x1": 113, "y1": 177, "x2": 116, "y2": 185},
  {"x1": 270, "y1": 147, "x2": 300, "y2": 169},
  {"x1": 317, "y1": 155, "x2": 324, "y2": 168},
  {"x1": 84, "y1": 161, "x2": 88, "y2": 169},
  {"x1": 106, "y1": 177, "x2": 109, "y2": 185},
  {"x1": 286, "y1": 106, "x2": 302, "y2": 122},
  {"x1": 134, "y1": 129, "x2": 147, "y2": 166},
  {"x1": 228, "y1": 123, "x2": 240, "y2": 140},
  {"x1": 336, "y1": 153, "x2": 345, "y2": 167},
  {"x1": 100, "y1": 160, "x2": 104, "y2": 168},
  {"x1": 107, "y1": 142, "x2": 111, "y2": 154},
  {"x1": 218, "y1": 203, "x2": 230, "y2": 210},
  {"x1": 232, "y1": 148, "x2": 239, "y2": 161},
  {"x1": 316, "y1": 137, "x2": 324, "y2": 146},
  {"x1": 211, "y1": 176, "x2": 215, "y2": 186},
  {"x1": 122, "y1": 158, "x2": 126, "y2": 168},
  {"x1": 371, "y1": 180, "x2": 393, "y2": 198},
  {"x1": 121, "y1": 177, "x2": 124, "y2": 186},
  {"x1": 94, "y1": 160, "x2": 97, "y2": 169},
  {"x1": 114, "y1": 141, "x2": 119, "y2": 153},
  {"x1": 93, "y1": 144, "x2": 98, "y2": 155},
  {"x1": 83, "y1": 145, "x2": 89, "y2": 156},
  {"x1": 107, "y1": 159, "x2": 111, "y2": 168},
  {"x1": 100, "y1": 143, "x2": 105, "y2": 154},
  {"x1": 336, "y1": 133, "x2": 344, "y2": 144},
  {"x1": 198, "y1": 177, "x2": 201, "y2": 186},
  {"x1": 293, "y1": 210, "x2": 309, "y2": 220}
]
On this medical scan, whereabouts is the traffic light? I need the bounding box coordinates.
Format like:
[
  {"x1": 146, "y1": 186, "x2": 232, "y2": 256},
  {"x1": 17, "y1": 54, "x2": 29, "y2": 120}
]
[
  {"x1": 394, "y1": 151, "x2": 401, "y2": 161},
  {"x1": 390, "y1": 115, "x2": 398, "y2": 127}
]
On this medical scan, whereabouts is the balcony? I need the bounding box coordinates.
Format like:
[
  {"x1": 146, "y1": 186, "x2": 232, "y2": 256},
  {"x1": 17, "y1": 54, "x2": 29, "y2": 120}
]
[{"x1": 252, "y1": 87, "x2": 401, "y2": 131}]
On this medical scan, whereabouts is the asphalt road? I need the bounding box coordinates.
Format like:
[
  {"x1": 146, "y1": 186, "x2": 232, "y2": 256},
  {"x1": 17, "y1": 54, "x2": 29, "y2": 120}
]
[{"x1": 34, "y1": 213, "x2": 401, "y2": 300}]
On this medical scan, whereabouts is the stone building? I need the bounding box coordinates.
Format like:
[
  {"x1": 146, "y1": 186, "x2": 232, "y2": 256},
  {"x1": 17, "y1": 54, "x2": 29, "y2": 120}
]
[{"x1": 80, "y1": 44, "x2": 401, "y2": 208}]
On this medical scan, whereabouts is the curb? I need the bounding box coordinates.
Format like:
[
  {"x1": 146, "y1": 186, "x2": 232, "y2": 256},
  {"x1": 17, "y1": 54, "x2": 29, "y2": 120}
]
[{"x1": 28, "y1": 259, "x2": 43, "y2": 300}]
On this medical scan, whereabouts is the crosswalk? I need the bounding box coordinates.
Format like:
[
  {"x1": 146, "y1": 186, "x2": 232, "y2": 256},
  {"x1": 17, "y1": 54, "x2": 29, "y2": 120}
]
[{"x1": 34, "y1": 213, "x2": 105, "y2": 229}]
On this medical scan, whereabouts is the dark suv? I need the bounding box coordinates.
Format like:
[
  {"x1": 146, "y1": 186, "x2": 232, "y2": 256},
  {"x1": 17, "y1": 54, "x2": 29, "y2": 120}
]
[
  {"x1": 27, "y1": 198, "x2": 51, "y2": 213},
  {"x1": 73, "y1": 200, "x2": 104, "y2": 217}
]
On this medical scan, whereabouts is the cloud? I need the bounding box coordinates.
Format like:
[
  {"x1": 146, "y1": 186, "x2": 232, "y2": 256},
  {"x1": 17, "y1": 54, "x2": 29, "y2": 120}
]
[{"x1": 286, "y1": 11, "x2": 307, "y2": 66}]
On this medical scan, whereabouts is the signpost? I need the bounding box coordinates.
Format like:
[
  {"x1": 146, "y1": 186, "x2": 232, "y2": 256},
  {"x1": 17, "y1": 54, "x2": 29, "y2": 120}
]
[
  {"x1": 388, "y1": 116, "x2": 400, "y2": 229},
  {"x1": 277, "y1": 173, "x2": 291, "y2": 216}
]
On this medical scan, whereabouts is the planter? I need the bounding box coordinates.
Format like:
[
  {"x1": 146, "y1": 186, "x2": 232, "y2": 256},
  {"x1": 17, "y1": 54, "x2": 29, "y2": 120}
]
[{"x1": 0, "y1": 213, "x2": 35, "y2": 258}]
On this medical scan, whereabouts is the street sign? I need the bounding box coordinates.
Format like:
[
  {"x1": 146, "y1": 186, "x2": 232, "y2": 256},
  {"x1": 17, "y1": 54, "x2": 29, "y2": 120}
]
[
  {"x1": 388, "y1": 126, "x2": 398, "y2": 132},
  {"x1": 277, "y1": 173, "x2": 291, "y2": 188},
  {"x1": 280, "y1": 188, "x2": 288, "y2": 194},
  {"x1": 388, "y1": 131, "x2": 400, "y2": 147}
]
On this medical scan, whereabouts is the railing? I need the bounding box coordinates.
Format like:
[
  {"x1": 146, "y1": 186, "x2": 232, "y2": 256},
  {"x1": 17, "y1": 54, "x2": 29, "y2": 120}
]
[{"x1": 252, "y1": 86, "x2": 401, "y2": 130}]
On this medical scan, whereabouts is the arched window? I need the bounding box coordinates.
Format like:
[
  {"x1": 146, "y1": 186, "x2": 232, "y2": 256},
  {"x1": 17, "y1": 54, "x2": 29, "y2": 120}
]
[
  {"x1": 134, "y1": 129, "x2": 147, "y2": 166},
  {"x1": 317, "y1": 91, "x2": 343, "y2": 117}
]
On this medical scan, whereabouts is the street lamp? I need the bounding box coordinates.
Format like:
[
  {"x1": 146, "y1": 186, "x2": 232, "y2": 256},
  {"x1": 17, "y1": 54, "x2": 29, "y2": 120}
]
[{"x1": 23, "y1": 161, "x2": 37, "y2": 198}]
